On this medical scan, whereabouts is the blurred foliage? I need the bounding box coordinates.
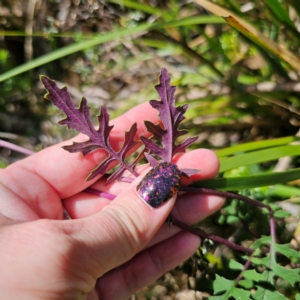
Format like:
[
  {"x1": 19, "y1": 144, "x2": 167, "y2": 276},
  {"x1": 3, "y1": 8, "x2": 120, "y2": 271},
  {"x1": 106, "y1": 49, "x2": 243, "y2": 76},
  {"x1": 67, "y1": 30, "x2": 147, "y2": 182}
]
[{"x1": 1, "y1": 0, "x2": 300, "y2": 299}]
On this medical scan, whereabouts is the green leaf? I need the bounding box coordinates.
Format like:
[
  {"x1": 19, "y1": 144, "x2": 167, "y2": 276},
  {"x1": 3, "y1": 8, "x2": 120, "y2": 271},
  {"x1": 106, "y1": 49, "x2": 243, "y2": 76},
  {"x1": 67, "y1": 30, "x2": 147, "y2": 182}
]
[
  {"x1": 237, "y1": 279, "x2": 253, "y2": 289},
  {"x1": 251, "y1": 236, "x2": 300, "y2": 260},
  {"x1": 230, "y1": 288, "x2": 251, "y2": 300},
  {"x1": 219, "y1": 145, "x2": 300, "y2": 173},
  {"x1": 250, "y1": 257, "x2": 265, "y2": 265},
  {"x1": 216, "y1": 136, "x2": 299, "y2": 158},
  {"x1": 242, "y1": 269, "x2": 266, "y2": 281},
  {"x1": 273, "y1": 210, "x2": 291, "y2": 218},
  {"x1": 252, "y1": 287, "x2": 290, "y2": 300},
  {"x1": 193, "y1": 0, "x2": 300, "y2": 71},
  {"x1": 229, "y1": 259, "x2": 244, "y2": 270},
  {"x1": 0, "y1": 16, "x2": 224, "y2": 82},
  {"x1": 0, "y1": 23, "x2": 151, "y2": 82},
  {"x1": 272, "y1": 264, "x2": 300, "y2": 286},
  {"x1": 210, "y1": 275, "x2": 251, "y2": 300},
  {"x1": 193, "y1": 168, "x2": 300, "y2": 190},
  {"x1": 249, "y1": 237, "x2": 300, "y2": 286},
  {"x1": 107, "y1": 0, "x2": 163, "y2": 16},
  {"x1": 212, "y1": 274, "x2": 231, "y2": 294},
  {"x1": 264, "y1": 0, "x2": 296, "y2": 30},
  {"x1": 266, "y1": 184, "x2": 300, "y2": 199},
  {"x1": 274, "y1": 244, "x2": 300, "y2": 260},
  {"x1": 227, "y1": 215, "x2": 240, "y2": 224}
]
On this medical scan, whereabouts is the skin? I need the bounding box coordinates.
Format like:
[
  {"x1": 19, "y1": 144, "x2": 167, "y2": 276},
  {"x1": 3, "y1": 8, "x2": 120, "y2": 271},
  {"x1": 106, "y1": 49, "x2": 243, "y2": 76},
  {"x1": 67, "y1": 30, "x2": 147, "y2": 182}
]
[{"x1": 0, "y1": 103, "x2": 224, "y2": 300}]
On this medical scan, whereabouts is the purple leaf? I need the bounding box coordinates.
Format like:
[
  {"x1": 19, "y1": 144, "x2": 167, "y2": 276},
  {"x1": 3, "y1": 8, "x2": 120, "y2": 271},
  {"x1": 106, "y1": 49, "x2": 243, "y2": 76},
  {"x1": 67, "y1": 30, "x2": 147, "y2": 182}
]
[
  {"x1": 41, "y1": 76, "x2": 139, "y2": 181},
  {"x1": 141, "y1": 68, "x2": 198, "y2": 162},
  {"x1": 181, "y1": 168, "x2": 201, "y2": 178},
  {"x1": 144, "y1": 121, "x2": 166, "y2": 141},
  {"x1": 144, "y1": 152, "x2": 160, "y2": 167}
]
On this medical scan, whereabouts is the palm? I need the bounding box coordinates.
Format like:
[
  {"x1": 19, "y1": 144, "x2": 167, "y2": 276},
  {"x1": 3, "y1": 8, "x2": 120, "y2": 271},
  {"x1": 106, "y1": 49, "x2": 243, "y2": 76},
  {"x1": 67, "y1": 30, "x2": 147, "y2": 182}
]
[{"x1": 0, "y1": 103, "x2": 224, "y2": 299}]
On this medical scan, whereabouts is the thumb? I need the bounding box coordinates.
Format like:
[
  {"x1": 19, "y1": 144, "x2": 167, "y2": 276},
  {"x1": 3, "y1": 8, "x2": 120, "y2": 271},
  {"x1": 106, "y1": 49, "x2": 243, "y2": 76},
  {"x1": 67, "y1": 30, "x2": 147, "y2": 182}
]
[{"x1": 67, "y1": 162, "x2": 181, "y2": 277}]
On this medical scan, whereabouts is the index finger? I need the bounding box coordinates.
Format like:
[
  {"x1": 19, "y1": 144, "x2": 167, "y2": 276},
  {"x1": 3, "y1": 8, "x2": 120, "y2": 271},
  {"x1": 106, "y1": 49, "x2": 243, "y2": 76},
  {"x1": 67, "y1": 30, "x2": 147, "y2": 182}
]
[{"x1": 18, "y1": 102, "x2": 159, "y2": 198}]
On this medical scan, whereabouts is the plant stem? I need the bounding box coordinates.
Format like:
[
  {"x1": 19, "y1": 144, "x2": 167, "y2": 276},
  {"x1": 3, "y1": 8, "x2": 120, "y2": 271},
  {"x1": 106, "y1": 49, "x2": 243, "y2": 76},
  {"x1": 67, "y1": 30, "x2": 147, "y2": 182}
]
[
  {"x1": 235, "y1": 255, "x2": 253, "y2": 287},
  {"x1": 0, "y1": 139, "x2": 35, "y2": 156},
  {"x1": 270, "y1": 216, "x2": 276, "y2": 266},
  {"x1": 179, "y1": 186, "x2": 273, "y2": 212},
  {"x1": 85, "y1": 187, "x2": 116, "y2": 200},
  {"x1": 169, "y1": 215, "x2": 254, "y2": 254}
]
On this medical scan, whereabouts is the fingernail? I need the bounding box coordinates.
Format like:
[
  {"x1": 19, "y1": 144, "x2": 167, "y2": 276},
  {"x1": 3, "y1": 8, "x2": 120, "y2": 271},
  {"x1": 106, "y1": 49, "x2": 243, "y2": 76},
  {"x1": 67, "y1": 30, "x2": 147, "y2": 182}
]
[{"x1": 136, "y1": 162, "x2": 182, "y2": 208}]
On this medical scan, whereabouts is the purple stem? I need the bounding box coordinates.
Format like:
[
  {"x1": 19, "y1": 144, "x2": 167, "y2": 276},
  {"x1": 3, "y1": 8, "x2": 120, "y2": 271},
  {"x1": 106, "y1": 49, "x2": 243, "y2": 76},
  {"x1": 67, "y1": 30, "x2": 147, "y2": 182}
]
[
  {"x1": 170, "y1": 215, "x2": 254, "y2": 254},
  {"x1": 121, "y1": 177, "x2": 134, "y2": 183},
  {"x1": 85, "y1": 187, "x2": 116, "y2": 200},
  {"x1": 269, "y1": 216, "x2": 276, "y2": 266},
  {"x1": 0, "y1": 139, "x2": 35, "y2": 156},
  {"x1": 235, "y1": 256, "x2": 253, "y2": 286},
  {"x1": 179, "y1": 186, "x2": 273, "y2": 212},
  {"x1": 270, "y1": 216, "x2": 276, "y2": 239},
  {"x1": 0, "y1": 139, "x2": 272, "y2": 255},
  {"x1": 0, "y1": 139, "x2": 264, "y2": 255}
]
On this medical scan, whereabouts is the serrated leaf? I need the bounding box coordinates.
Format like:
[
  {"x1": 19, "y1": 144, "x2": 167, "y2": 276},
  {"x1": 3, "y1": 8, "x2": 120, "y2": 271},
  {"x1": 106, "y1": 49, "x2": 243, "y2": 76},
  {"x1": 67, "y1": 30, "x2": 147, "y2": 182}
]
[
  {"x1": 275, "y1": 244, "x2": 300, "y2": 260},
  {"x1": 249, "y1": 236, "x2": 300, "y2": 289},
  {"x1": 252, "y1": 287, "x2": 290, "y2": 300},
  {"x1": 212, "y1": 274, "x2": 232, "y2": 294},
  {"x1": 41, "y1": 76, "x2": 139, "y2": 182},
  {"x1": 210, "y1": 275, "x2": 251, "y2": 300},
  {"x1": 272, "y1": 263, "x2": 300, "y2": 286},
  {"x1": 231, "y1": 288, "x2": 251, "y2": 300},
  {"x1": 141, "y1": 68, "x2": 197, "y2": 162},
  {"x1": 242, "y1": 269, "x2": 266, "y2": 281},
  {"x1": 238, "y1": 279, "x2": 253, "y2": 289},
  {"x1": 250, "y1": 236, "x2": 272, "y2": 249},
  {"x1": 229, "y1": 259, "x2": 244, "y2": 270},
  {"x1": 273, "y1": 210, "x2": 291, "y2": 218},
  {"x1": 251, "y1": 236, "x2": 300, "y2": 260},
  {"x1": 251, "y1": 257, "x2": 266, "y2": 265}
]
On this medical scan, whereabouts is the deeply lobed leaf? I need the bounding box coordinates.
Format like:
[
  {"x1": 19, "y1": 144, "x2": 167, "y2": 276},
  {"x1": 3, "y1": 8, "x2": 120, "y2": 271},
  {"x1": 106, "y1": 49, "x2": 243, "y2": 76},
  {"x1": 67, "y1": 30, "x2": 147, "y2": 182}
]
[
  {"x1": 41, "y1": 76, "x2": 139, "y2": 182},
  {"x1": 140, "y1": 68, "x2": 197, "y2": 163},
  {"x1": 41, "y1": 68, "x2": 199, "y2": 182}
]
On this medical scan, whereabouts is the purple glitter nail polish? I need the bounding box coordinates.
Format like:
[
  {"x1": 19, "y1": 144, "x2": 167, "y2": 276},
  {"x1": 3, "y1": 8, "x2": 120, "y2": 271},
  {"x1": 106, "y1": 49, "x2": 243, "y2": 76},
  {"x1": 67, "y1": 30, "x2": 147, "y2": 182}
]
[{"x1": 137, "y1": 162, "x2": 182, "y2": 208}]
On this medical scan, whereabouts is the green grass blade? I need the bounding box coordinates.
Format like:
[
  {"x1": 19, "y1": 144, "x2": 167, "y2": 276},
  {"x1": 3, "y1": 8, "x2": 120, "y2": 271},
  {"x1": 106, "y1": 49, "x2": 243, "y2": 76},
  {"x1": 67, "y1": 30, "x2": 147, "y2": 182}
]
[
  {"x1": 0, "y1": 23, "x2": 152, "y2": 82},
  {"x1": 0, "y1": 16, "x2": 224, "y2": 82},
  {"x1": 0, "y1": 31, "x2": 90, "y2": 38},
  {"x1": 193, "y1": 168, "x2": 300, "y2": 190},
  {"x1": 159, "y1": 15, "x2": 225, "y2": 27},
  {"x1": 194, "y1": 0, "x2": 300, "y2": 71},
  {"x1": 219, "y1": 145, "x2": 300, "y2": 173},
  {"x1": 216, "y1": 136, "x2": 300, "y2": 158},
  {"x1": 108, "y1": 0, "x2": 163, "y2": 16},
  {"x1": 264, "y1": 0, "x2": 297, "y2": 31},
  {"x1": 266, "y1": 184, "x2": 300, "y2": 198},
  {"x1": 224, "y1": 15, "x2": 300, "y2": 70}
]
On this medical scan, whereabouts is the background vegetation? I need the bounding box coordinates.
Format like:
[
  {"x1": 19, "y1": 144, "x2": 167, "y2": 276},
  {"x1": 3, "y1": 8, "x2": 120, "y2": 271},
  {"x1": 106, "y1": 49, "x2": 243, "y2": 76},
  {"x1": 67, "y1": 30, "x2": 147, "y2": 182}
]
[{"x1": 1, "y1": 0, "x2": 300, "y2": 299}]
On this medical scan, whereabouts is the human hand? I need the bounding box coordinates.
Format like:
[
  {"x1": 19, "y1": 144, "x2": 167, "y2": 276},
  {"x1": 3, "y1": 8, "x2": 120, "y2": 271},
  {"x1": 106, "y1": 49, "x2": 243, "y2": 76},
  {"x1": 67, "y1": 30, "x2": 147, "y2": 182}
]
[{"x1": 0, "y1": 103, "x2": 224, "y2": 300}]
